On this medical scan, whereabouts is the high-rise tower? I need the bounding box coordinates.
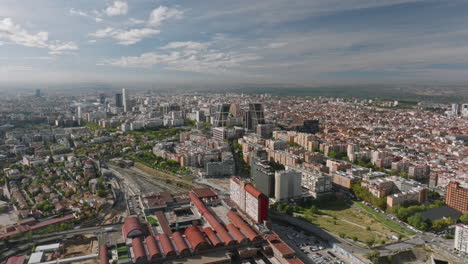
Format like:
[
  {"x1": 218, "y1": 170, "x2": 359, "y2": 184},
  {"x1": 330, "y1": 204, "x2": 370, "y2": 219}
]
[{"x1": 122, "y1": 88, "x2": 128, "y2": 112}]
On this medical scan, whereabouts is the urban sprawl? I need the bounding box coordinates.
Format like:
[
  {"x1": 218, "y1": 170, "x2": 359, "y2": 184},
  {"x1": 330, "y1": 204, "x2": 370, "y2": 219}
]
[{"x1": 1, "y1": 89, "x2": 467, "y2": 264}]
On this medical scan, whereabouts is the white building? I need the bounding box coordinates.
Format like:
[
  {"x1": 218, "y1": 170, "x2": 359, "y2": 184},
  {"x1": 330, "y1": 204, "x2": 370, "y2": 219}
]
[
  {"x1": 274, "y1": 169, "x2": 302, "y2": 201},
  {"x1": 454, "y1": 224, "x2": 468, "y2": 253},
  {"x1": 290, "y1": 166, "x2": 332, "y2": 198},
  {"x1": 122, "y1": 88, "x2": 128, "y2": 112}
]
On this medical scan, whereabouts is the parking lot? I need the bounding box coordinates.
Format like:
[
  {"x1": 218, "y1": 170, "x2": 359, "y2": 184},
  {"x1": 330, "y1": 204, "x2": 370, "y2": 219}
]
[{"x1": 273, "y1": 224, "x2": 346, "y2": 264}]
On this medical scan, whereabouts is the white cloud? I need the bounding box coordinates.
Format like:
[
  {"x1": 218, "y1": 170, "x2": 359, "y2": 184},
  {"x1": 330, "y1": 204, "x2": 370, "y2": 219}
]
[
  {"x1": 0, "y1": 18, "x2": 78, "y2": 54},
  {"x1": 99, "y1": 40, "x2": 260, "y2": 72},
  {"x1": 90, "y1": 27, "x2": 160, "y2": 45},
  {"x1": 148, "y1": 6, "x2": 183, "y2": 27},
  {"x1": 69, "y1": 8, "x2": 88, "y2": 17},
  {"x1": 129, "y1": 18, "x2": 145, "y2": 25},
  {"x1": 89, "y1": 5, "x2": 182, "y2": 45},
  {"x1": 70, "y1": 8, "x2": 103, "y2": 23},
  {"x1": 105, "y1": 1, "x2": 128, "y2": 16},
  {"x1": 161, "y1": 41, "x2": 208, "y2": 51},
  {"x1": 268, "y1": 42, "x2": 287, "y2": 48}
]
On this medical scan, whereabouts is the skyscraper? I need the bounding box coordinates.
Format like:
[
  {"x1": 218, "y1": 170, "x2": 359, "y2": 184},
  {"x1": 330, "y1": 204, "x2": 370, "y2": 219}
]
[
  {"x1": 122, "y1": 88, "x2": 128, "y2": 112},
  {"x1": 35, "y1": 89, "x2": 41, "y2": 97},
  {"x1": 245, "y1": 103, "x2": 265, "y2": 130},
  {"x1": 77, "y1": 106, "x2": 82, "y2": 119},
  {"x1": 115, "y1": 93, "x2": 123, "y2": 108},
  {"x1": 213, "y1": 104, "x2": 231, "y2": 127}
]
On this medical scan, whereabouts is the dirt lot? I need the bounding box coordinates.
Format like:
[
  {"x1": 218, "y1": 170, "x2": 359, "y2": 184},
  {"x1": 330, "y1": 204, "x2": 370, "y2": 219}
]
[{"x1": 62, "y1": 235, "x2": 99, "y2": 258}]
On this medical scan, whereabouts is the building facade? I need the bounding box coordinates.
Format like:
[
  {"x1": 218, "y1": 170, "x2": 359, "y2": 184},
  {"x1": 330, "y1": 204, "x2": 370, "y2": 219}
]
[
  {"x1": 274, "y1": 170, "x2": 302, "y2": 201},
  {"x1": 454, "y1": 224, "x2": 468, "y2": 253},
  {"x1": 445, "y1": 182, "x2": 468, "y2": 212}
]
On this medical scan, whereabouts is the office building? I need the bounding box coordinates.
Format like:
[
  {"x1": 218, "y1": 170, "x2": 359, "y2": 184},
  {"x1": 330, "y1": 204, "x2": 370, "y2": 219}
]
[
  {"x1": 35, "y1": 89, "x2": 41, "y2": 97},
  {"x1": 274, "y1": 170, "x2": 302, "y2": 201},
  {"x1": 115, "y1": 93, "x2": 123, "y2": 108},
  {"x1": 213, "y1": 104, "x2": 232, "y2": 127},
  {"x1": 245, "y1": 103, "x2": 265, "y2": 130}
]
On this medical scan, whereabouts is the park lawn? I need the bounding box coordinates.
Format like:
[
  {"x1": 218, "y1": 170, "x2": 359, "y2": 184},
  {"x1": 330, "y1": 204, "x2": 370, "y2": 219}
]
[
  {"x1": 147, "y1": 216, "x2": 159, "y2": 226},
  {"x1": 300, "y1": 201, "x2": 405, "y2": 246},
  {"x1": 354, "y1": 201, "x2": 415, "y2": 236}
]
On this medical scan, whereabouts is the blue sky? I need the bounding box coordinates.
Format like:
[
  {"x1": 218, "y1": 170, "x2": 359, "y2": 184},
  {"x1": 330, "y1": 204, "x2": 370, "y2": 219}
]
[{"x1": 1, "y1": 0, "x2": 468, "y2": 87}]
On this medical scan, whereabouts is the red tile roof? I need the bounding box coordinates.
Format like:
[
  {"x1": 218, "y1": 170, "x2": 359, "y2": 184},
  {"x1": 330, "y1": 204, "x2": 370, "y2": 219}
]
[
  {"x1": 131, "y1": 237, "x2": 146, "y2": 261},
  {"x1": 192, "y1": 188, "x2": 218, "y2": 199},
  {"x1": 188, "y1": 192, "x2": 236, "y2": 245},
  {"x1": 226, "y1": 210, "x2": 262, "y2": 242},
  {"x1": 288, "y1": 258, "x2": 305, "y2": 264},
  {"x1": 122, "y1": 216, "x2": 143, "y2": 239},
  {"x1": 244, "y1": 183, "x2": 264, "y2": 199},
  {"x1": 6, "y1": 255, "x2": 26, "y2": 264},
  {"x1": 267, "y1": 232, "x2": 295, "y2": 258},
  {"x1": 171, "y1": 231, "x2": 190, "y2": 255},
  {"x1": 226, "y1": 224, "x2": 248, "y2": 244},
  {"x1": 184, "y1": 226, "x2": 210, "y2": 251},
  {"x1": 145, "y1": 235, "x2": 162, "y2": 259},
  {"x1": 99, "y1": 245, "x2": 108, "y2": 264},
  {"x1": 155, "y1": 211, "x2": 172, "y2": 235},
  {"x1": 158, "y1": 233, "x2": 176, "y2": 256},
  {"x1": 203, "y1": 227, "x2": 223, "y2": 247}
]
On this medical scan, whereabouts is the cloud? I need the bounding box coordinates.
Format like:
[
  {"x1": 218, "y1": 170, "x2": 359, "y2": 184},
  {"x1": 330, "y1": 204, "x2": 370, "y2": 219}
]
[
  {"x1": 268, "y1": 42, "x2": 287, "y2": 48},
  {"x1": 148, "y1": 6, "x2": 183, "y2": 27},
  {"x1": 99, "y1": 40, "x2": 260, "y2": 72},
  {"x1": 0, "y1": 18, "x2": 78, "y2": 54},
  {"x1": 70, "y1": 8, "x2": 103, "y2": 23},
  {"x1": 90, "y1": 27, "x2": 160, "y2": 45},
  {"x1": 69, "y1": 8, "x2": 88, "y2": 17},
  {"x1": 89, "y1": 5, "x2": 182, "y2": 45},
  {"x1": 129, "y1": 18, "x2": 145, "y2": 25},
  {"x1": 161, "y1": 41, "x2": 208, "y2": 51},
  {"x1": 105, "y1": 1, "x2": 128, "y2": 16}
]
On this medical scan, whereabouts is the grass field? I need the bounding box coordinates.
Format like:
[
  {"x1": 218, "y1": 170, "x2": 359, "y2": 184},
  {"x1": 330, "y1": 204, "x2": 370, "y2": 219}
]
[
  {"x1": 296, "y1": 198, "x2": 414, "y2": 246},
  {"x1": 354, "y1": 201, "x2": 415, "y2": 236}
]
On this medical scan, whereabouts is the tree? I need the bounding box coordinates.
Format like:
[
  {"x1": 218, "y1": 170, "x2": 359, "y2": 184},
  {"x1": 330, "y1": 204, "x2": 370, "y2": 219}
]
[
  {"x1": 407, "y1": 213, "x2": 429, "y2": 231},
  {"x1": 432, "y1": 217, "x2": 455, "y2": 232},
  {"x1": 460, "y1": 212, "x2": 468, "y2": 224}
]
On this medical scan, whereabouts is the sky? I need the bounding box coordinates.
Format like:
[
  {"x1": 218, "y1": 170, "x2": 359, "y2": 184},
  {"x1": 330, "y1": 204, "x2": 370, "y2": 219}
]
[{"x1": 1, "y1": 0, "x2": 468, "y2": 87}]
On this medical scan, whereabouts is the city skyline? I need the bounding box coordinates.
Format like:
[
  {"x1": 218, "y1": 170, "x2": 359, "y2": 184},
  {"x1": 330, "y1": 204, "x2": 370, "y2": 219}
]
[{"x1": 3, "y1": 0, "x2": 468, "y2": 87}]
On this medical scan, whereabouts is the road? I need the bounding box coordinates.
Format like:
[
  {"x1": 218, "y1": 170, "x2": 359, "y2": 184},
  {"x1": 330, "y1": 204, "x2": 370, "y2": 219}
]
[{"x1": 375, "y1": 232, "x2": 467, "y2": 263}]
